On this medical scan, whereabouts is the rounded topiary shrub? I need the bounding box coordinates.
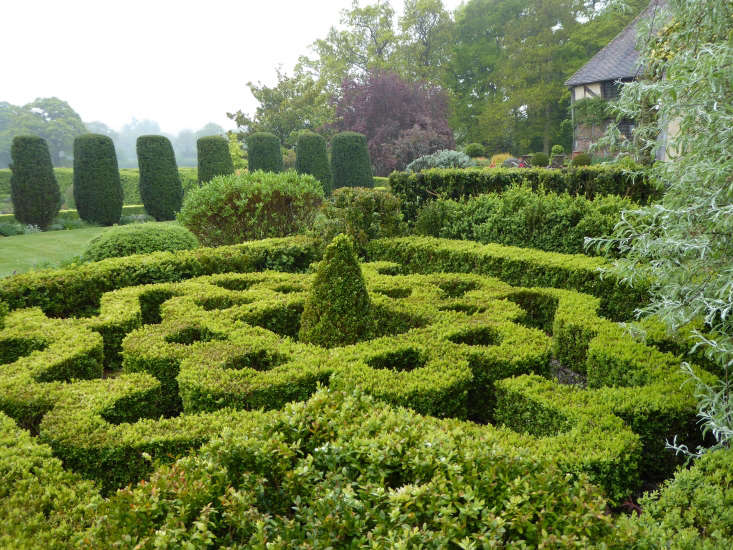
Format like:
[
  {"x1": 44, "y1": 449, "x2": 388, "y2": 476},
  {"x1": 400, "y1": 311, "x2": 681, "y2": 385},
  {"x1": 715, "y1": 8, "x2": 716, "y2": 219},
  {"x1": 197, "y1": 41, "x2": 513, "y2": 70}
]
[
  {"x1": 73, "y1": 134, "x2": 123, "y2": 225},
  {"x1": 299, "y1": 234, "x2": 373, "y2": 348},
  {"x1": 197, "y1": 136, "x2": 234, "y2": 185},
  {"x1": 464, "y1": 143, "x2": 485, "y2": 158},
  {"x1": 531, "y1": 152, "x2": 549, "y2": 167},
  {"x1": 330, "y1": 132, "x2": 373, "y2": 189},
  {"x1": 136, "y1": 135, "x2": 183, "y2": 221},
  {"x1": 9, "y1": 136, "x2": 61, "y2": 229},
  {"x1": 572, "y1": 152, "x2": 592, "y2": 166},
  {"x1": 551, "y1": 144, "x2": 565, "y2": 155},
  {"x1": 295, "y1": 131, "x2": 331, "y2": 194},
  {"x1": 177, "y1": 170, "x2": 323, "y2": 247},
  {"x1": 246, "y1": 132, "x2": 282, "y2": 173},
  {"x1": 81, "y1": 223, "x2": 198, "y2": 262}
]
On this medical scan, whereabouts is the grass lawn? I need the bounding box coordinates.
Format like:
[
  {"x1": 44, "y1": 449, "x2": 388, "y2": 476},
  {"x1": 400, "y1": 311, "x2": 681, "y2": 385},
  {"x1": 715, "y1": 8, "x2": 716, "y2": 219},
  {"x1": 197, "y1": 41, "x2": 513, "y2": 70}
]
[{"x1": 0, "y1": 222, "x2": 175, "y2": 278}]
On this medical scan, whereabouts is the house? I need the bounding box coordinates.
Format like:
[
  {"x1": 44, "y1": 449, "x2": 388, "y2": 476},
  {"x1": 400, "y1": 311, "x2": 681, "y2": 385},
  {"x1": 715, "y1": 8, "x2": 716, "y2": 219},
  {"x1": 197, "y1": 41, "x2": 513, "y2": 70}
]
[{"x1": 565, "y1": 0, "x2": 668, "y2": 157}]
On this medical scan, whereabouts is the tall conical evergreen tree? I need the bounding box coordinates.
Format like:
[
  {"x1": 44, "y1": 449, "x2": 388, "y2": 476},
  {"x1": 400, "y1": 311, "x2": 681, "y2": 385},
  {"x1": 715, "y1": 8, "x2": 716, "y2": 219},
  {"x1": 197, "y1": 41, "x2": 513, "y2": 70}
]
[
  {"x1": 299, "y1": 234, "x2": 373, "y2": 348},
  {"x1": 137, "y1": 135, "x2": 183, "y2": 220},
  {"x1": 295, "y1": 131, "x2": 331, "y2": 194},
  {"x1": 73, "y1": 134, "x2": 123, "y2": 225},
  {"x1": 330, "y1": 132, "x2": 372, "y2": 189},
  {"x1": 9, "y1": 136, "x2": 61, "y2": 229},
  {"x1": 197, "y1": 136, "x2": 234, "y2": 185},
  {"x1": 247, "y1": 132, "x2": 283, "y2": 173}
]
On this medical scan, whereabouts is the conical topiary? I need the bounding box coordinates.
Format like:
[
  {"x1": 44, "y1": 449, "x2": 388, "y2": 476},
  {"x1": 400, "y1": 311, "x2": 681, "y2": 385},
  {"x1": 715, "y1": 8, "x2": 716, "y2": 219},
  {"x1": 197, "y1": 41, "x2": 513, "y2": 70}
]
[
  {"x1": 73, "y1": 134, "x2": 123, "y2": 225},
  {"x1": 298, "y1": 234, "x2": 373, "y2": 348},
  {"x1": 247, "y1": 132, "x2": 282, "y2": 173},
  {"x1": 9, "y1": 135, "x2": 61, "y2": 229},
  {"x1": 197, "y1": 135, "x2": 234, "y2": 185},
  {"x1": 295, "y1": 131, "x2": 331, "y2": 194},
  {"x1": 330, "y1": 131, "x2": 372, "y2": 189}
]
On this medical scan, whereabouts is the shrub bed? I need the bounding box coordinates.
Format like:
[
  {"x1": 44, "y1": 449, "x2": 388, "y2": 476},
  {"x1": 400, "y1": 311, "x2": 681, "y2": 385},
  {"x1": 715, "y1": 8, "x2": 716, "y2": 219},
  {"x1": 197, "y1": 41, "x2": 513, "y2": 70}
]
[
  {"x1": 390, "y1": 165, "x2": 657, "y2": 222},
  {"x1": 415, "y1": 184, "x2": 634, "y2": 255},
  {"x1": 177, "y1": 171, "x2": 323, "y2": 247}
]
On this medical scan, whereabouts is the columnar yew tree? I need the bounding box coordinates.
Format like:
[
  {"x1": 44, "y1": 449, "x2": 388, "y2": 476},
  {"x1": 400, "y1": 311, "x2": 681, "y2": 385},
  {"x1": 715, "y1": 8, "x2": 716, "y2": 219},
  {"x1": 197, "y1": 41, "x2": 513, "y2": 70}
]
[
  {"x1": 299, "y1": 234, "x2": 373, "y2": 348},
  {"x1": 295, "y1": 131, "x2": 331, "y2": 193},
  {"x1": 136, "y1": 135, "x2": 183, "y2": 221},
  {"x1": 197, "y1": 136, "x2": 234, "y2": 185},
  {"x1": 9, "y1": 135, "x2": 61, "y2": 229},
  {"x1": 246, "y1": 132, "x2": 282, "y2": 173},
  {"x1": 590, "y1": 0, "x2": 733, "y2": 454},
  {"x1": 330, "y1": 132, "x2": 373, "y2": 189},
  {"x1": 73, "y1": 134, "x2": 123, "y2": 225}
]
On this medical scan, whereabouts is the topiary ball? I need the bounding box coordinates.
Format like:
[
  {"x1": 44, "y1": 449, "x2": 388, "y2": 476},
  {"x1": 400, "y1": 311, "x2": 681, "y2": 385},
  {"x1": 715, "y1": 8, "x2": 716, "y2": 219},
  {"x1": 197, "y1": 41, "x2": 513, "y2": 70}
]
[
  {"x1": 571, "y1": 152, "x2": 592, "y2": 167},
  {"x1": 464, "y1": 143, "x2": 485, "y2": 158},
  {"x1": 531, "y1": 152, "x2": 549, "y2": 167},
  {"x1": 298, "y1": 234, "x2": 373, "y2": 348},
  {"x1": 246, "y1": 132, "x2": 283, "y2": 173},
  {"x1": 81, "y1": 223, "x2": 198, "y2": 262},
  {"x1": 551, "y1": 144, "x2": 565, "y2": 155}
]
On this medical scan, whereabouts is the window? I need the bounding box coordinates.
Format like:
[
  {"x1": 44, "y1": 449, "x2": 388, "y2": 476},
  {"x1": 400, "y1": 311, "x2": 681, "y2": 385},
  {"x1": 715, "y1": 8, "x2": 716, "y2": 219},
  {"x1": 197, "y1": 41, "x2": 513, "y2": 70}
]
[
  {"x1": 601, "y1": 80, "x2": 622, "y2": 101},
  {"x1": 618, "y1": 119, "x2": 634, "y2": 140}
]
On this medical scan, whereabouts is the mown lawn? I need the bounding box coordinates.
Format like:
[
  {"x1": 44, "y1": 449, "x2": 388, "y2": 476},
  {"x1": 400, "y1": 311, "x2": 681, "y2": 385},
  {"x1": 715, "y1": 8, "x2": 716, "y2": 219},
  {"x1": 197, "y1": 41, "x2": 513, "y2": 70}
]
[{"x1": 0, "y1": 223, "x2": 174, "y2": 278}]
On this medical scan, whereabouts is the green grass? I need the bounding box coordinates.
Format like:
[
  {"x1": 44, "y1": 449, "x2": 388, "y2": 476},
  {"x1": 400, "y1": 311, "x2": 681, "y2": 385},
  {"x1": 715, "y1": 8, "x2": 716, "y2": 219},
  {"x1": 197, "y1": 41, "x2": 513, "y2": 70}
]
[{"x1": 0, "y1": 223, "x2": 174, "y2": 278}]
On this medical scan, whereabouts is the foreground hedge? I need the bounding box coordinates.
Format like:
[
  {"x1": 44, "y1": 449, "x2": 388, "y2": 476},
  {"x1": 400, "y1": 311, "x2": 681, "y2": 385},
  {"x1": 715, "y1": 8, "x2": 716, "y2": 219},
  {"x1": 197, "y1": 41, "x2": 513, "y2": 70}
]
[
  {"x1": 367, "y1": 236, "x2": 648, "y2": 320},
  {"x1": 390, "y1": 165, "x2": 658, "y2": 221},
  {"x1": 0, "y1": 235, "x2": 319, "y2": 317},
  {"x1": 80, "y1": 389, "x2": 618, "y2": 548}
]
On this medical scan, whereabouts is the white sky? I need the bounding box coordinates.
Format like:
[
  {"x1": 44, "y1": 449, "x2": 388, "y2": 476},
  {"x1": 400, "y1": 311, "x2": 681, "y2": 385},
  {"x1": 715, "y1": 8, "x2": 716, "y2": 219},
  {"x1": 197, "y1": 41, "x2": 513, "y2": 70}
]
[{"x1": 2, "y1": 0, "x2": 465, "y2": 135}]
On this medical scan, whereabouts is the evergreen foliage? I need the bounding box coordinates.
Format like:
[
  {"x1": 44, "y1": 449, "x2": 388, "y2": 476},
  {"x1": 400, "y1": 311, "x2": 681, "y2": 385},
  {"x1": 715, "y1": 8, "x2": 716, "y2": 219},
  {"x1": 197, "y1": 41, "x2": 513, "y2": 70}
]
[
  {"x1": 136, "y1": 135, "x2": 183, "y2": 221},
  {"x1": 81, "y1": 224, "x2": 198, "y2": 262},
  {"x1": 464, "y1": 143, "x2": 485, "y2": 157},
  {"x1": 531, "y1": 152, "x2": 549, "y2": 167},
  {"x1": 246, "y1": 132, "x2": 282, "y2": 173},
  {"x1": 196, "y1": 136, "x2": 234, "y2": 185},
  {"x1": 72, "y1": 134, "x2": 123, "y2": 226},
  {"x1": 406, "y1": 149, "x2": 475, "y2": 172},
  {"x1": 330, "y1": 132, "x2": 373, "y2": 189},
  {"x1": 295, "y1": 131, "x2": 331, "y2": 193},
  {"x1": 9, "y1": 136, "x2": 61, "y2": 229},
  {"x1": 299, "y1": 234, "x2": 373, "y2": 347},
  {"x1": 571, "y1": 152, "x2": 592, "y2": 166}
]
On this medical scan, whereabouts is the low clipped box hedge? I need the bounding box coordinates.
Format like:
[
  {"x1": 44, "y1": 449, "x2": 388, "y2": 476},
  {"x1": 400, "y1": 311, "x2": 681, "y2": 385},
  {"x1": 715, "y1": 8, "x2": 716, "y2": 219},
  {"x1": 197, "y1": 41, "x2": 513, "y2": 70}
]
[
  {"x1": 246, "y1": 132, "x2": 282, "y2": 173},
  {"x1": 390, "y1": 165, "x2": 658, "y2": 221},
  {"x1": 177, "y1": 170, "x2": 323, "y2": 247},
  {"x1": 81, "y1": 223, "x2": 199, "y2": 262}
]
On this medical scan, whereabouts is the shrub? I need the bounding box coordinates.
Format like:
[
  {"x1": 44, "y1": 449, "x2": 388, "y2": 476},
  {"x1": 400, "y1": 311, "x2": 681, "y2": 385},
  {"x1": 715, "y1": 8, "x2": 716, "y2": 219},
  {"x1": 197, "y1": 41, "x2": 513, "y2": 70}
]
[
  {"x1": 299, "y1": 234, "x2": 373, "y2": 347},
  {"x1": 9, "y1": 136, "x2": 61, "y2": 229},
  {"x1": 0, "y1": 301, "x2": 7, "y2": 329},
  {"x1": 196, "y1": 136, "x2": 234, "y2": 185},
  {"x1": 81, "y1": 224, "x2": 198, "y2": 262},
  {"x1": 464, "y1": 142, "x2": 485, "y2": 157},
  {"x1": 390, "y1": 165, "x2": 656, "y2": 222},
  {"x1": 73, "y1": 134, "x2": 123, "y2": 225},
  {"x1": 414, "y1": 185, "x2": 633, "y2": 256},
  {"x1": 246, "y1": 132, "x2": 282, "y2": 173},
  {"x1": 295, "y1": 131, "x2": 331, "y2": 193},
  {"x1": 490, "y1": 153, "x2": 513, "y2": 166},
  {"x1": 177, "y1": 171, "x2": 323, "y2": 247},
  {"x1": 531, "y1": 152, "x2": 549, "y2": 167},
  {"x1": 330, "y1": 131, "x2": 373, "y2": 188},
  {"x1": 572, "y1": 152, "x2": 592, "y2": 166},
  {"x1": 551, "y1": 144, "x2": 565, "y2": 155},
  {"x1": 310, "y1": 187, "x2": 406, "y2": 255},
  {"x1": 405, "y1": 149, "x2": 475, "y2": 172},
  {"x1": 136, "y1": 135, "x2": 183, "y2": 221}
]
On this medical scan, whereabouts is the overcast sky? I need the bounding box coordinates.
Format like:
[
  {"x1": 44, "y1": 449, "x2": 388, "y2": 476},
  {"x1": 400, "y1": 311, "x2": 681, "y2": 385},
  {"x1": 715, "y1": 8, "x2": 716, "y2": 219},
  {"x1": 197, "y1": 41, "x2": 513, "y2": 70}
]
[{"x1": 2, "y1": 0, "x2": 465, "y2": 135}]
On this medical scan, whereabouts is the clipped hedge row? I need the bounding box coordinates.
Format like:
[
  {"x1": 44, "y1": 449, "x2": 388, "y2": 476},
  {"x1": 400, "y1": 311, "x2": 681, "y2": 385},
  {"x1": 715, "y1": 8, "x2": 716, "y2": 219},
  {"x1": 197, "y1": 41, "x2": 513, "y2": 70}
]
[
  {"x1": 390, "y1": 165, "x2": 658, "y2": 221},
  {"x1": 0, "y1": 204, "x2": 146, "y2": 226},
  {"x1": 367, "y1": 236, "x2": 648, "y2": 321},
  {"x1": 0, "y1": 235, "x2": 320, "y2": 317}
]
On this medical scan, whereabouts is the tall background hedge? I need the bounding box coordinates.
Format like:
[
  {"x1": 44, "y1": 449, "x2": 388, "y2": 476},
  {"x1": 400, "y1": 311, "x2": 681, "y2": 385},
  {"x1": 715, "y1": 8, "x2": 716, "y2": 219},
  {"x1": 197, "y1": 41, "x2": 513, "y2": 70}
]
[
  {"x1": 295, "y1": 131, "x2": 331, "y2": 194},
  {"x1": 197, "y1": 136, "x2": 234, "y2": 185},
  {"x1": 9, "y1": 136, "x2": 60, "y2": 229},
  {"x1": 330, "y1": 132, "x2": 372, "y2": 189},
  {"x1": 136, "y1": 135, "x2": 183, "y2": 221},
  {"x1": 246, "y1": 132, "x2": 282, "y2": 173},
  {"x1": 73, "y1": 134, "x2": 123, "y2": 225}
]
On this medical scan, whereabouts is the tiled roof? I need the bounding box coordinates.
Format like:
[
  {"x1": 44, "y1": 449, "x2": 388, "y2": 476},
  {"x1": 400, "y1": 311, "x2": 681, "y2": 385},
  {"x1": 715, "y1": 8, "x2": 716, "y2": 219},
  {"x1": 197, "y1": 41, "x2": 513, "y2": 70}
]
[{"x1": 565, "y1": 0, "x2": 667, "y2": 87}]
